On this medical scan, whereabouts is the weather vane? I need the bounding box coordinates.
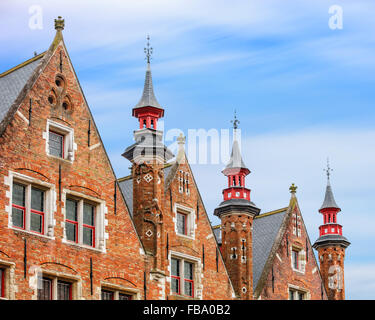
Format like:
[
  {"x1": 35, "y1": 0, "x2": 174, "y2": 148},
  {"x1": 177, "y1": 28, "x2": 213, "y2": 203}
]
[
  {"x1": 144, "y1": 35, "x2": 153, "y2": 64},
  {"x1": 231, "y1": 109, "x2": 240, "y2": 130},
  {"x1": 324, "y1": 157, "x2": 333, "y2": 180}
]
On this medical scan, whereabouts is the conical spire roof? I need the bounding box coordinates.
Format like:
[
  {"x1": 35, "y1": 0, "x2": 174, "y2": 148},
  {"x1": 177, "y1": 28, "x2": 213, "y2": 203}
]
[
  {"x1": 225, "y1": 139, "x2": 247, "y2": 170},
  {"x1": 320, "y1": 179, "x2": 340, "y2": 211},
  {"x1": 134, "y1": 62, "x2": 161, "y2": 110}
]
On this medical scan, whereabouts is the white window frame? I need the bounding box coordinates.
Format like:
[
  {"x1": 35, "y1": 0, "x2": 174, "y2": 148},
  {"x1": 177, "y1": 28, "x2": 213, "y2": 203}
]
[
  {"x1": 34, "y1": 270, "x2": 81, "y2": 300},
  {"x1": 288, "y1": 285, "x2": 310, "y2": 300},
  {"x1": 100, "y1": 282, "x2": 140, "y2": 300},
  {"x1": 6, "y1": 171, "x2": 56, "y2": 239},
  {"x1": 168, "y1": 250, "x2": 202, "y2": 299},
  {"x1": 0, "y1": 260, "x2": 16, "y2": 300},
  {"x1": 62, "y1": 189, "x2": 107, "y2": 253},
  {"x1": 44, "y1": 119, "x2": 76, "y2": 162},
  {"x1": 290, "y1": 246, "x2": 306, "y2": 274},
  {"x1": 173, "y1": 203, "x2": 196, "y2": 240}
]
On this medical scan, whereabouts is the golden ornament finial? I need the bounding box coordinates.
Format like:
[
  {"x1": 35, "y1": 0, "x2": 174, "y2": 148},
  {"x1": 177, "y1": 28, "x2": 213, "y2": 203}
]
[
  {"x1": 177, "y1": 133, "x2": 186, "y2": 145},
  {"x1": 289, "y1": 183, "x2": 297, "y2": 194},
  {"x1": 54, "y1": 16, "x2": 65, "y2": 31}
]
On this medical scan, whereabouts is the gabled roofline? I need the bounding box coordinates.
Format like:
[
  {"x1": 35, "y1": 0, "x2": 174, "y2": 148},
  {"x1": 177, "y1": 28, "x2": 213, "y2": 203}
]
[
  {"x1": 254, "y1": 207, "x2": 288, "y2": 219},
  {"x1": 253, "y1": 195, "x2": 328, "y2": 299},
  {"x1": 58, "y1": 35, "x2": 149, "y2": 255},
  {"x1": 0, "y1": 24, "x2": 149, "y2": 256},
  {"x1": 253, "y1": 198, "x2": 295, "y2": 297},
  {"x1": 0, "y1": 51, "x2": 51, "y2": 136},
  {"x1": 0, "y1": 52, "x2": 46, "y2": 78}
]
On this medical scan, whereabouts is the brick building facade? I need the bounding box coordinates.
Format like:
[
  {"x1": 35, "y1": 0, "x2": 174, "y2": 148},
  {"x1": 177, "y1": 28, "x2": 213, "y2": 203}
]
[{"x1": 0, "y1": 17, "x2": 349, "y2": 300}]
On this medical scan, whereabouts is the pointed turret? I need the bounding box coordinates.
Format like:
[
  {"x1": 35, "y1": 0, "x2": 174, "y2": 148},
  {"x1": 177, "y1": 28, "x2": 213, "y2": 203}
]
[
  {"x1": 320, "y1": 178, "x2": 340, "y2": 211},
  {"x1": 313, "y1": 160, "x2": 350, "y2": 300},
  {"x1": 122, "y1": 36, "x2": 173, "y2": 164},
  {"x1": 214, "y1": 113, "x2": 260, "y2": 300},
  {"x1": 133, "y1": 62, "x2": 162, "y2": 110},
  {"x1": 131, "y1": 35, "x2": 164, "y2": 130},
  {"x1": 122, "y1": 37, "x2": 172, "y2": 274}
]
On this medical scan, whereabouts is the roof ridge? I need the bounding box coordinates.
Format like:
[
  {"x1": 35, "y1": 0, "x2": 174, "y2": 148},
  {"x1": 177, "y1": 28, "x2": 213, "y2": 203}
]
[
  {"x1": 255, "y1": 207, "x2": 288, "y2": 219},
  {"x1": 0, "y1": 52, "x2": 46, "y2": 78}
]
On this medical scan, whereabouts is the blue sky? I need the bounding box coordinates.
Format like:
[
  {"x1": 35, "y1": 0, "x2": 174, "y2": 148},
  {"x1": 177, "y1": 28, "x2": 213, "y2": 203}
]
[{"x1": 1, "y1": 0, "x2": 374, "y2": 299}]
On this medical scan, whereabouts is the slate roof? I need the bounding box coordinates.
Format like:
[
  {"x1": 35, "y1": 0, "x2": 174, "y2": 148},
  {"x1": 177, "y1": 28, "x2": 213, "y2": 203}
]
[
  {"x1": 224, "y1": 139, "x2": 247, "y2": 170},
  {"x1": 0, "y1": 56, "x2": 44, "y2": 125},
  {"x1": 118, "y1": 164, "x2": 173, "y2": 216},
  {"x1": 320, "y1": 180, "x2": 340, "y2": 211},
  {"x1": 133, "y1": 63, "x2": 161, "y2": 110},
  {"x1": 252, "y1": 209, "x2": 286, "y2": 290},
  {"x1": 212, "y1": 209, "x2": 287, "y2": 290},
  {"x1": 313, "y1": 234, "x2": 350, "y2": 249}
]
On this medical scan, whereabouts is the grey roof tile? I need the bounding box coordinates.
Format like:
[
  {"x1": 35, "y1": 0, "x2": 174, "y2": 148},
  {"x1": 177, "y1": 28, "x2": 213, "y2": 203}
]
[
  {"x1": 213, "y1": 227, "x2": 221, "y2": 244},
  {"x1": 320, "y1": 180, "x2": 340, "y2": 210},
  {"x1": 252, "y1": 210, "x2": 286, "y2": 290},
  {"x1": 133, "y1": 63, "x2": 161, "y2": 110},
  {"x1": 225, "y1": 139, "x2": 247, "y2": 170},
  {"x1": 0, "y1": 57, "x2": 43, "y2": 124}
]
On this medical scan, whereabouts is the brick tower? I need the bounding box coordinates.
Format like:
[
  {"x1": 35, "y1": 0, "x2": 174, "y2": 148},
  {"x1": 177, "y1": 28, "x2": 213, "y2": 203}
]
[
  {"x1": 214, "y1": 115, "x2": 260, "y2": 299},
  {"x1": 313, "y1": 161, "x2": 350, "y2": 300},
  {"x1": 122, "y1": 37, "x2": 173, "y2": 273}
]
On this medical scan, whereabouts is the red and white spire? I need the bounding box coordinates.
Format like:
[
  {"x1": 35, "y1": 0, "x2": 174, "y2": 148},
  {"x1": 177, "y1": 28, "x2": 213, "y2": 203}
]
[
  {"x1": 317, "y1": 159, "x2": 343, "y2": 237},
  {"x1": 221, "y1": 112, "x2": 252, "y2": 202},
  {"x1": 132, "y1": 35, "x2": 164, "y2": 130}
]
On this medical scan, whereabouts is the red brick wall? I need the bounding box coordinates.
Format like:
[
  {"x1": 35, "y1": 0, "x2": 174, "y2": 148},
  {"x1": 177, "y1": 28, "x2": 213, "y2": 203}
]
[
  {"x1": 220, "y1": 214, "x2": 254, "y2": 299},
  {"x1": 159, "y1": 156, "x2": 235, "y2": 300},
  {"x1": 0, "y1": 43, "x2": 145, "y2": 300},
  {"x1": 317, "y1": 246, "x2": 346, "y2": 300}
]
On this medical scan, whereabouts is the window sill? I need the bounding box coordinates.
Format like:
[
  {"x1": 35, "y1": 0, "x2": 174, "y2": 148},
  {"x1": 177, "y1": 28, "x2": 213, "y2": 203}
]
[
  {"x1": 10, "y1": 226, "x2": 55, "y2": 241},
  {"x1": 292, "y1": 268, "x2": 305, "y2": 275},
  {"x1": 176, "y1": 233, "x2": 195, "y2": 241},
  {"x1": 62, "y1": 239, "x2": 104, "y2": 253},
  {"x1": 47, "y1": 154, "x2": 73, "y2": 164},
  {"x1": 169, "y1": 293, "x2": 198, "y2": 300}
]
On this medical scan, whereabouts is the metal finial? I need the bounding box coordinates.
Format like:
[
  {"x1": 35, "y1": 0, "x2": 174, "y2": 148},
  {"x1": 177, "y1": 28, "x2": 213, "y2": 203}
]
[
  {"x1": 289, "y1": 183, "x2": 297, "y2": 194},
  {"x1": 177, "y1": 133, "x2": 186, "y2": 145},
  {"x1": 54, "y1": 16, "x2": 65, "y2": 31},
  {"x1": 231, "y1": 109, "x2": 240, "y2": 130},
  {"x1": 144, "y1": 35, "x2": 153, "y2": 64},
  {"x1": 324, "y1": 158, "x2": 333, "y2": 181}
]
